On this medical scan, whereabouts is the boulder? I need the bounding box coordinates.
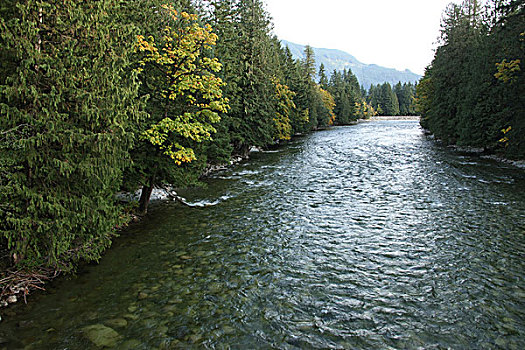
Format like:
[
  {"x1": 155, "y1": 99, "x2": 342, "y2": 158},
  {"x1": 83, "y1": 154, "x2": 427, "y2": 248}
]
[
  {"x1": 81, "y1": 324, "x2": 121, "y2": 348},
  {"x1": 104, "y1": 318, "x2": 128, "y2": 328}
]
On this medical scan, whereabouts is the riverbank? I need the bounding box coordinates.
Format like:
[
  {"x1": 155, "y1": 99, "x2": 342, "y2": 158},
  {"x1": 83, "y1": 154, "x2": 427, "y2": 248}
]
[
  {"x1": 386, "y1": 119, "x2": 525, "y2": 168},
  {"x1": 448, "y1": 145, "x2": 525, "y2": 169},
  {"x1": 0, "y1": 145, "x2": 265, "y2": 309},
  {"x1": 367, "y1": 115, "x2": 420, "y2": 121}
]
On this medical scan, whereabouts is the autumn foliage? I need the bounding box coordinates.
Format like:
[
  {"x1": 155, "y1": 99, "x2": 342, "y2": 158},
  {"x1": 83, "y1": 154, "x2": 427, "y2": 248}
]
[
  {"x1": 135, "y1": 5, "x2": 228, "y2": 166},
  {"x1": 0, "y1": 0, "x2": 378, "y2": 274}
]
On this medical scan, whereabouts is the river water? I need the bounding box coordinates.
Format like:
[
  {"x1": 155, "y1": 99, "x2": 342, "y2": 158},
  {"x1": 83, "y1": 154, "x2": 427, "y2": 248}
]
[{"x1": 2, "y1": 121, "x2": 525, "y2": 349}]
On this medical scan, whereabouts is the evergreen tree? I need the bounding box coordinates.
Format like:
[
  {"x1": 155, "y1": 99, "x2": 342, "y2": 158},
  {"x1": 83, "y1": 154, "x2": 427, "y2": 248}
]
[
  {"x1": 318, "y1": 63, "x2": 329, "y2": 88},
  {"x1": 381, "y1": 83, "x2": 400, "y2": 116},
  {"x1": 281, "y1": 46, "x2": 310, "y2": 134},
  {"x1": 303, "y1": 45, "x2": 317, "y2": 82},
  {"x1": 327, "y1": 69, "x2": 363, "y2": 124},
  {"x1": 302, "y1": 45, "x2": 319, "y2": 129},
  {"x1": 369, "y1": 83, "x2": 399, "y2": 116},
  {"x1": 417, "y1": 0, "x2": 524, "y2": 157},
  {"x1": 205, "y1": 0, "x2": 276, "y2": 154},
  {"x1": 489, "y1": 0, "x2": 524, "y2": 157},
  {"x1": 200, "y1": 0, "x2": 240, "y2": 163},
  {"x1": 394, "y1": 82, "x2": 416, "y2": 116},
  {"x1": 0, "y1": 0, "x2": 142, "y2": 269}
]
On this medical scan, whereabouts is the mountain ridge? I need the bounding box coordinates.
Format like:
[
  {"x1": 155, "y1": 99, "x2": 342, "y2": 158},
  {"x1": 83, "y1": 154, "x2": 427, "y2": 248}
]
[{"x1": 281, "y1": 40, "x2": 421, "y2": 89}]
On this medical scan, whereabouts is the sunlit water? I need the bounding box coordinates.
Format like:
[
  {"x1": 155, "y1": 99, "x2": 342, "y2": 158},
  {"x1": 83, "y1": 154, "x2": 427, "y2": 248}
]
[{"x1": 2, "y1": 121, "x2": 524, "y2": 349}]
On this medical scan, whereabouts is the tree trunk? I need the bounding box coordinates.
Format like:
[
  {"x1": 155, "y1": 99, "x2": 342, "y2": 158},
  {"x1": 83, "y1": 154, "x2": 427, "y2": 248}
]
[
  {"x1": 138, "y1": 172, "x2": 156, "y2": 215},
  {"x1": 138, "y1": 183, "x2": 153, "y2": 215}
]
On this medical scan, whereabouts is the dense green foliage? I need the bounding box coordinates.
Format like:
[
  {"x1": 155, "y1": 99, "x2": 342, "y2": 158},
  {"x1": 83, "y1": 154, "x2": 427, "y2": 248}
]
[
  {"x1": 417, "y1": 0, "x2": 524, "y2": 158},
  {"x1": 0, "y1": 0, "x2": 417, "y2": 271},
  {"x1": 123, "y1": 2, "x2": 228, "y2": 214},
  {"x1": 367, "y1": 82, "x2": 417, "y2": 116},
  {"x1": 0, "y1": 0, "x2": 368, "y2": 270},
  {"x1": 0, "y1": 0, "x2": 142, "y2": 269}
]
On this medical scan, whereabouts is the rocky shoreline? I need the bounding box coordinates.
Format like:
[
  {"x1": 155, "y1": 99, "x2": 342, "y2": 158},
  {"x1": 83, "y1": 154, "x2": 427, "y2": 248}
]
[
  {"x1": 367, "y1": 115, "x2": 420, "y2": 121},
  {"x1": 449, "y1": 145, "x2": 525, "y2": 169},
  {"x1": 0, "y1": 147, "x2": 261, "y2": 310},
  {"x1": 422, "y1": 127, "x2": 524, "y2": 170}
]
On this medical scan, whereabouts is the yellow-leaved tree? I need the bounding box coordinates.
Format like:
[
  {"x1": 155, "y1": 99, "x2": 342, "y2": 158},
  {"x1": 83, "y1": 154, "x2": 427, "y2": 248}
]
[
  {"x1": 355, "y1": 101, "x2": 377, "y2": 119},
  {"x1": 133, "y1": 4, "x2": 229, "y2": 213},
  {"x1": 272, "y1": 78, "x2": 296, "y2": 141},
  {"x1": 318, "y1": 86, "x2": 336, "y2": 126}
]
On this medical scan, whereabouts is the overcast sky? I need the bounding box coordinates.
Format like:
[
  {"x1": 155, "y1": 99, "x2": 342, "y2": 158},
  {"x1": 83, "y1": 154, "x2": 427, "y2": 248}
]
[{"x1": 264, "y1": 0, "x2": 461, "y2": 75}]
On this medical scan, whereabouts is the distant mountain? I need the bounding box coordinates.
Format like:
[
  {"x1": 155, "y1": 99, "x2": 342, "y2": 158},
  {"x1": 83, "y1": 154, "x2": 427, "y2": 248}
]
[{"x1": 281, "y1": 40, "x2": 421, "y2": 89}]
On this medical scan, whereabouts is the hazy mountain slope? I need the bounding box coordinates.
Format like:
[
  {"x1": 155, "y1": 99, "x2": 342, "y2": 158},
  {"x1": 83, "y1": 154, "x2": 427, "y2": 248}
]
[{"x1": 282, "y1": 40, "x2": 421, "y2": 88}]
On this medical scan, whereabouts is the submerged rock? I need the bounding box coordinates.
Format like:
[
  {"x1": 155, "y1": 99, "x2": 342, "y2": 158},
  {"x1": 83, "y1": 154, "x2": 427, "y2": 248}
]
[
  {"x1": 222, "y1": 325, "x2": 235, "y2": 335},
  {"x1": 127, "y1": 305, "x2": 138, "y2": 313},
  {"x1": 120, "y1": 339, "x2": 142, "y2": 349},
  {"x1": 162, "y1": 304, "x2": 178, "y2": 313},
  {"x1": 104, "y1": 318, "x2": 128, "y2": 328},
  {"x1": 158, "y1": 325, "x2": 169, "y2": 335},
  {"x1": 122, "y1": 313, "x2": 139, "y2": 321},
  {"x1": 167, "y1": 297, "x2": 183, "y2": 304},
  {"x1": 17, "y1": 320, "x2": 34, "y2": 328},
  {"x1": 81, "y1": 324, "x2": 121, "y2": 348},
  {"x1": 208, "y1": 282, "x2": 223, "y2": 294},
  {"x1": 188, "y1": 333, "x2": 203, "y2": 343}
]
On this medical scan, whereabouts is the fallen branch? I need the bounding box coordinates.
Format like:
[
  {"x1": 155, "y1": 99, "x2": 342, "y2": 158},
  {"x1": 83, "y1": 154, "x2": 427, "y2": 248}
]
[{"x1": 0, "y1": 266, "x2": 59, "y2": 307}]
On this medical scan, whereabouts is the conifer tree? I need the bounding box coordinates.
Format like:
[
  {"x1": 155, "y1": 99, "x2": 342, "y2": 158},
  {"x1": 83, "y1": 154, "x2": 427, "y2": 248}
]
[
  {"x1": 281, "y1": 46, "x2": 310, "y2": 134},
  {"x1": 327, "y1": 69, "x2": 363, "y2": 124},
  {"x1": 318, "y1": 63, "x2": 329, "y2": 88},
  {"x1": 0, "y1": 0, "x2": 142, "y2": 268},
  {"x1": 417, "y1": 0, "x2": 524, "y2": 157},
  {"x1": 368, "y1": 82, "x2": 399, "y2": 116},
  {"x1": 301, "y1": 45, "x2": 320, "y2": 129},
  {"x1": 205, "y1": 0, "x2": 276, "y2": 154}
]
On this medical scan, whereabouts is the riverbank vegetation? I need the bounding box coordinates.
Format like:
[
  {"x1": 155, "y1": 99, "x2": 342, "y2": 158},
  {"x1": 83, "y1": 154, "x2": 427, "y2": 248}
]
[
  {"x1": 0, "y1": 0, "x2": 384, "y2": 302},
  {"x1": 417, "y1": 0, "x2": 524, "y2": 159}
]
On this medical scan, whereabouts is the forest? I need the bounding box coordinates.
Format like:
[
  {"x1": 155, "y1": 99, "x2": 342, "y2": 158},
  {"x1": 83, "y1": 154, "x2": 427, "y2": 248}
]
[
  {"x1": 0, "y1": 0, "x2": 418, "y2": 277},
  {"x1": 417, "y1": 0, "x2": 524, "y2": 159}
]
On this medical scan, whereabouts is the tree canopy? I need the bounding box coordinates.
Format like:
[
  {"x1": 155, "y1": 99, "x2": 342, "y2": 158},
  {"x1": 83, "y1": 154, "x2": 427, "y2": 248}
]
[
  {"x1": 417, "y1": 0, "x2": 524, "y2": 158},
  {"x1": 0, "y1": 0, "x2": 417, "y2": 273}
]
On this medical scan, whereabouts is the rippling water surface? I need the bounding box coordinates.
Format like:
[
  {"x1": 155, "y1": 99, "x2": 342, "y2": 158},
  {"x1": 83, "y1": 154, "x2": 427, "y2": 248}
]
[{"x1": 2, "y1": 121, "x2": 525, "y2": 349}]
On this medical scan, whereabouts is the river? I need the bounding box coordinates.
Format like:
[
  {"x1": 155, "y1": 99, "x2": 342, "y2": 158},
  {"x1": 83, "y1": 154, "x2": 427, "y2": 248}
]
[{"x1": 2, "y1": 121, "x2": 524, "y2": 349}]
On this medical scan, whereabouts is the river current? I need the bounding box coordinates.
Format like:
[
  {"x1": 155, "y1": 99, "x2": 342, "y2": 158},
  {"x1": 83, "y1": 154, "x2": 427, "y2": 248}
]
[{"x1": 2, "y1": 121, "x2": 524, "y2": 349}]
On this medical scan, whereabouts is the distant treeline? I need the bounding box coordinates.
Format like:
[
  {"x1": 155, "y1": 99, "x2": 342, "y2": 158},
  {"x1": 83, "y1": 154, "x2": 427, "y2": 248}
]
[
  {"x1": 366, "y1": 82, "x2": 417, "y2": 116},
  {"x1": 417, "y1": 0, "x2": 524, "y2": 158},
  {"x1": 319, "y1": 67, "x2": 417, "y2": 120},
  {"x1": 0, "y1": 0, "x2": 400, "y2": 271}
]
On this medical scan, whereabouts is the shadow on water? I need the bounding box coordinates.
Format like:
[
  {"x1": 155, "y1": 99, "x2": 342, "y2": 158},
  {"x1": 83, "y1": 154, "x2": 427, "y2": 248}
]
[{"x1": 1, "y1": 121, "x2": 525, "y2": 349}]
